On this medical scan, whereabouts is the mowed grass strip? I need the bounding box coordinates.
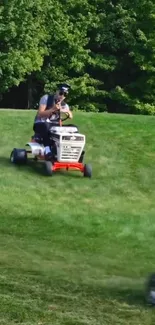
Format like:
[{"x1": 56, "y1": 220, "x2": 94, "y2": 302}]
[{"x1": 0, "y1": 110, "x2": 155, "y2": 324}]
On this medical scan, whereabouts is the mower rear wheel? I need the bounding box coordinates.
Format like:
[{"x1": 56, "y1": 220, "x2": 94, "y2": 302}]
[
  {"x1": 83, "y1": 164, "x2": 92, "y2": 178},
  {"x1": 10, "y1": 148, "x2": 27, "y2": 164},
  {"x1": 45, "y1": 161, "x2": 53, "y2": 176}
]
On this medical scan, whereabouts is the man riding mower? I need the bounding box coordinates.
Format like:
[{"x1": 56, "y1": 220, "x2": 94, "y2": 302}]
[{"x1": 10, "y1": 83, "x2": 92, "y2": 177}]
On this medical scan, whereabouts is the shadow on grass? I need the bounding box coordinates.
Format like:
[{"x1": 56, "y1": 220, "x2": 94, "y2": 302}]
[
  {"x1": 50, "y1": 281, "x2": 146, "y2": 309},
  {"x1": 84, "y1": 282, "x2": 145, "y2": 308},
  {"x1": 49, "y1": 280, "x2": 146, "y2": 308},
  {"x1": 0, "y1": 275, "x2": 146, "y2": 309},
  {"x1": 0, "y1": 156, "x2": 11, "y2": 168},
  {"x1": 27, "y1": 162, "x2": 84, "y2": 179},
  {"x1": 57, "y1": 169, "x2": 83, "y2": 178},
  {"x1": 0, "y1": 156, "x2": 47, "y2": 177},
  {"x1": 0, "y1": 156, "x2": 84, "y2": 179}
]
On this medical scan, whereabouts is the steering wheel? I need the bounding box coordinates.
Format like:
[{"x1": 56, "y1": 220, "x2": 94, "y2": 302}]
[
  {"x1": 59, "y1": 111, "x2": 70, "y2": 122},
  {"x1": 48, "y1": 110, "x2": 70, "y2": 124}
]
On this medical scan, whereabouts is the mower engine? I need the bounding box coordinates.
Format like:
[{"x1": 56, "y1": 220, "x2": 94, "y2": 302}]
[{"x1": 49, "y1": 126, "x2": 85, "y2": 162}]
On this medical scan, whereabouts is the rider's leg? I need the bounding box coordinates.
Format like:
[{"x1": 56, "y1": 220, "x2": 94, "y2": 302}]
[{"x1": 33, "y1": 122, "x2": 52, "y2": 158}]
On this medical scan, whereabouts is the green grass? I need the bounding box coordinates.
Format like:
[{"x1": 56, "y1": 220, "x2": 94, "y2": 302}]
[{"x1": 1, "y1": 110, "x2": 155, "y2": 324}]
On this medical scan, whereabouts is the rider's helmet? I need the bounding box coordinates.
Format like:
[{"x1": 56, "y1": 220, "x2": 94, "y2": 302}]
[{"x1": 57, "y1": 83, "x2": 71, "y2": 96}]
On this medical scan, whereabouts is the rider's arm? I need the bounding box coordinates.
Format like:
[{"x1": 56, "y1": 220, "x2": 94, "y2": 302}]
[
  {"x1": 68, "y1": 109, "x2": 73, "y2": 119},
  {"x1": 37, "y1": 95, "x2": 59, "y2": 118}
]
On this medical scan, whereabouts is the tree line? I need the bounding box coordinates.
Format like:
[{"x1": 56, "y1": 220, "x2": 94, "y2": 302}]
[{"x1": 0, "y1": 0, "x2": 155, "y2": 114}]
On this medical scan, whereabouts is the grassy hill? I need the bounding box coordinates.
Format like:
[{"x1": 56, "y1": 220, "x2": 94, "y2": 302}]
[{"x1": 0, "y1": 109, "x2": 155, "y2": 324}]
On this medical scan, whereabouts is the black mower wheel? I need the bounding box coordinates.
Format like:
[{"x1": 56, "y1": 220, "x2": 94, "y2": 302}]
[
  {"x1": 45, "y1": 161, "x2": 53, "y2": 176},
  {"x1": 79, "y1": 151, "x2": 85, "y2": 163},
  {"x1": 145, "y1": 273, "x2": 155, "y2": 306},
  {"x1": 10, "y1": 148, "x2": 27, "y2": 165},
  {"x1": 83, "y1": 164, "x2": 92, "y2": 178}
]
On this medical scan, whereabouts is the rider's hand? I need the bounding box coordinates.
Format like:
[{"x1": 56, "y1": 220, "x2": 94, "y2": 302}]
[
  {"x1": 54, "y1": 102, "x2": 61, "y2": 110},
  {"x1": 49, "y1": 102, "x2": 60, "y2": 114}
]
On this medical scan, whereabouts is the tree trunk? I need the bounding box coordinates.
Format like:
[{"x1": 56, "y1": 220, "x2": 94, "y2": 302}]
[{"x1": 27, "y1": 76, "x2": 33, "y2": 109}]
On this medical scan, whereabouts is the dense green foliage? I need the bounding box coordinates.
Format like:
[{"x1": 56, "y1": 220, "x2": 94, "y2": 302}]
[
  {"x1": 0, "y1": 0, "x2": 155, "y2": 113},
  {"x1": 0, "y1": 0, "x2": 47, "y2": 91}
]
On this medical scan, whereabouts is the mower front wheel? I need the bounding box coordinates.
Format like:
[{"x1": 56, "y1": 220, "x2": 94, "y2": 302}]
[
  {"x1": 83, "y1": 164, "x2": 92, "y2": 178},
  {"x1": 10, "y1": 148, "x2": 27, "y2": 165},
  {"x1": 45, "y1": 161, "x2": 53, "y2": 176},
  {"x1": 79, "y1": 151, "x2": 85, "y2": 163}
]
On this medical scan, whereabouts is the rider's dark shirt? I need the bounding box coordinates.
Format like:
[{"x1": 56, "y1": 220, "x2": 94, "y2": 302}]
[{"x1": 34, "y1": 94, "x2": 68, "y2": 123}]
